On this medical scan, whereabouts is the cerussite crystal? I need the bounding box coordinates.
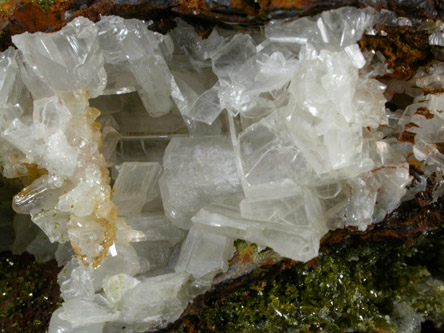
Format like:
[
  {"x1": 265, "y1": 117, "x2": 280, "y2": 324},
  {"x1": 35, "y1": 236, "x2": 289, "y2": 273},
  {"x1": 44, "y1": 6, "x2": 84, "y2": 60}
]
[{"x1": 0, "y1": 5, "x2": 441, "y2": 332}]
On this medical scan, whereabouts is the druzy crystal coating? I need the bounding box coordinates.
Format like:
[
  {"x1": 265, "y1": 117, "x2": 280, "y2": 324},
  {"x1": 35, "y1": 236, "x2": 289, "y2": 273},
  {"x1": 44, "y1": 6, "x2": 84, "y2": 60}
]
[{"x1": 0, "y1": 6, "x2": 443, "y2": 332}]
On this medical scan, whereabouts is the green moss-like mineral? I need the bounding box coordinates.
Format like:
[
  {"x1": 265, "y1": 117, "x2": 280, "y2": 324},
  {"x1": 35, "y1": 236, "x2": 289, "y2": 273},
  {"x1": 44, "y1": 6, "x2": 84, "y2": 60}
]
[
  {"x1": 34, "y1": 0, "x2": 55, "y2": 11},
  {"x1": 0, "y1": 252, "x2": 61, "y2": 332},
  {"x1": 176, "y1": 229, "x2": 444, "y2": 332}
]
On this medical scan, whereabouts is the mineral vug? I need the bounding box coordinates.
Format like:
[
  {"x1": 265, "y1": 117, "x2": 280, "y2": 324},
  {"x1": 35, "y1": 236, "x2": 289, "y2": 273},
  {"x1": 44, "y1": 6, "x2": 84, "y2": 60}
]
[{"x1": 0, "y1": 7, "x2": 443, "y2": 332}]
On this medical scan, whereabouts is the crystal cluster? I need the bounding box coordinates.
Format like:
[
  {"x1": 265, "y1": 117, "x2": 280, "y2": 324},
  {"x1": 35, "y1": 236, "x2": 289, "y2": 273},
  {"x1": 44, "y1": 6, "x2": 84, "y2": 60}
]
[{"x1": 0, "y1": 6, "x2": 443, "y2": 332}]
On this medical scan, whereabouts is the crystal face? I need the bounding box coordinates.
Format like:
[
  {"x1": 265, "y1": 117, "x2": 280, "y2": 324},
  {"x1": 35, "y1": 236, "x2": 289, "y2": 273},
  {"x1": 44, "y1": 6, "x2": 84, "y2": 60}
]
[{"x1": 0, "y1": 6, "x2": 443, "y2": 332}]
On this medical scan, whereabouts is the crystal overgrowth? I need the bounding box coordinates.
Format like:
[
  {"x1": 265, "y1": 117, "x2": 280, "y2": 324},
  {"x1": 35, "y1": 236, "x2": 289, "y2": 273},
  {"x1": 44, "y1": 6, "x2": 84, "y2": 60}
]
[{"x1": 0, "y1": 6, "x2": 442, "y2": 332}]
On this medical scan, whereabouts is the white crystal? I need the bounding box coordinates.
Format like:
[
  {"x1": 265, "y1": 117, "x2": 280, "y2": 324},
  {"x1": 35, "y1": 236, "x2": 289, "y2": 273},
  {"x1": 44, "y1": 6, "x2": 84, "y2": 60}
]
[
  {"x1": 0, "y1": 48, "x2": 31, "y2": 131},
  {"x1": 192, "y1": 198, "x2": 326, "y2": 262},
  {"x1": 59, "y1": 258, "x2": 95, "y2": 301},
  {"x1": 31, "y1": 208, "x2": 69, "y2": 243},
  {"x1": 171, "y1": 19, "x2": 225, "y2": 71},
  {"x1": 265, "y1": 6, "x2": 374, "y2": 50},
  {"x1": 112, "y1": 162, "x2": 162, "y2": 216},
  {"x1": 89, "y1": 242, "x2": 143, "y2": 290},
  {"x1": 429, "y1": 30, "x2": 444, "y2": 46},
  {"x1": 160, "y1": 136, "x2": 241, "y2": 229},
  {"x1": 238, "y1": 113, "x2": 310, "y2": 200},
  {"x1": 103, "y1": 273, "x2": 140, "y2": 305},
  {"x1": 118, "y1": 272, "x2": 190, "y2": 327},
  {"x1": 12, "y1": 175, "x2": 62, "y2": 214},
  {"x1": 185, "y1": 84, "x2": 222, "y2": 125},
  {"x1": 49, "y1": 308, "x2": 105, "y2": 333},
  {"x1": 96, "y1": 16, "x2": 175, "y2": 116},
  {"x1": 60, "y1": 298, "x2": 118, "y2": 327},
  {"x1": 124, "y1": 213, "x2": 184, "y2": 244},
  {"x1": 12, "y1": 17, "x2": 106, "y2": 98},
  {"x1": 175, "y1": 226, "x2": 234, "y2": 279}
]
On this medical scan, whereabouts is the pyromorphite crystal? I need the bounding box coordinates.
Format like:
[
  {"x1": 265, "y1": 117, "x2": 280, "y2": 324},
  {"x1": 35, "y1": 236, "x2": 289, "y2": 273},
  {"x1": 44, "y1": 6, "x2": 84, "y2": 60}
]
[
  {"x1": 176, "y1": 234, "x2": 444, "y2": 332},
  {"x1": 0, "y1": 4, "x2": 443, "y2": 332}
]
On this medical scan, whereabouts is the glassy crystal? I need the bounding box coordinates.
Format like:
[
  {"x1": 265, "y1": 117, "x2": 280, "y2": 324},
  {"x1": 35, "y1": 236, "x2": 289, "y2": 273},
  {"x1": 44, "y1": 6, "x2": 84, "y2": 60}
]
[
  {"x1": 103, "y1": 273, "x2": 141, "y2": 305},
  {"x1": 175, "y1": 226, "x2": 234, "y2": 279},
  {"x1": 60, "y1": 298, "x2": 119, "y2": 327},
  {"x1": 118, "y1": 272, "x2": 190, "y2": 327},
  {"x1": 124, "y1": 213, "x2": 184, "y2": 244},
  {"x1": 160, "y1": 136, "x2": 241, "y2": 229},
  {"x1": 12, "y1": 17, "x2": 106, "y2": 98},
  {"x1": 49, "y1": 308, "x2": 105, "y2": 333},
  {"x1": 192, "y1": 198, "x2": 325, "y2": 262},
  {"x1": 112, "y1": 162, "x2": 162, "y2": 216},
  {"x1": 96, "y1": 16, "x2": 174, "y2": 116}
]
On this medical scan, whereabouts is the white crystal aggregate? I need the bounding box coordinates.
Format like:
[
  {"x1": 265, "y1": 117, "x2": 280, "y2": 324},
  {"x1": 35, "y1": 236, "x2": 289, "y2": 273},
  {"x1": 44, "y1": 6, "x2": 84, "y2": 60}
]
[{"x1": 0, "y1": 6, "x2": 442, "y2": 332}]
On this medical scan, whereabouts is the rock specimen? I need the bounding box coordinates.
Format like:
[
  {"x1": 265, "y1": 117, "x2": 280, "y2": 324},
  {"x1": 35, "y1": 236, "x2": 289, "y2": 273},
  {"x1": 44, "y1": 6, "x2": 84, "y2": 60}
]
[{"x1": 0, "y1": 4, "x2": 443, "y2": 332}]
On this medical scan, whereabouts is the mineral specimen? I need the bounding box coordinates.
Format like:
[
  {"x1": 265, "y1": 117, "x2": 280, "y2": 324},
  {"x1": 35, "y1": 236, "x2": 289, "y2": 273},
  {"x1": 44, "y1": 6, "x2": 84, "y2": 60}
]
[{"x1": 0, "y1": 4, "x2": 443, "y2": 332}]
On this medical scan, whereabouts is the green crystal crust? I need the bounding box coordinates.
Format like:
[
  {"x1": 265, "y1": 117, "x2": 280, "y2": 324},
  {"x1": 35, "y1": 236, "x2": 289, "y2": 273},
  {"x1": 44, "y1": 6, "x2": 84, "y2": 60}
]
[
  {"x1": 0, "y1": 252, "x2": 61, "y2": 332},
  {"x1": 2, "y1": 229, "x2": 444, "y2": 332},
  {"x1": 174, "y1": 231, "x2": 444, "y2": 332}
]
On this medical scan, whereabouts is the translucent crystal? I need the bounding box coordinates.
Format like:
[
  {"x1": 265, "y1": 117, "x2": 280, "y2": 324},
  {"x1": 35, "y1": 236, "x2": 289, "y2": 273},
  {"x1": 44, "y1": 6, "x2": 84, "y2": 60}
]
[
  {"x1": 3, "y1": 100, "x2": 80, "y2": 179},
  {"x1": 60, "y1": 298, "x2": 118, "y2": 327},
  {"x1": 12, "y1": 214, "x2": 38, "y2": 255},
  {"x1": 59, "y1": 258, "x2": 95, "y2": 301},
  {"x1": 96, "y1": 16, "x2": 174, "y2": 116},
  {"x1": 171, "y1": 19, "x2": 225, "y2": 71},
  {"x1": 240, "y1": 193, "x2": 304, "y2": 223},
  {"x1": 185, "y1": 84, "x2": 222, "y2": 125},
  {"x1": 192, "y1": 198, "x2": 325, "y2": 262},
  {"x1": 49, "y1": 308, "x2": 105, "y2": 333},
  {"x1": 124, "y1": 213, "x2": 184, "y2": 244},
  {"x1": 89, "y1": 243, "x2": 143, "y2": 290},
  {"x1": 414, "y1": 140, "x2": 444, "y2": 167},
  {"x1": 103, "y1": 91, "x2": 187, "y2": 136},
  {"x1": 415, "y1": 63, "x2": 444, "y2": 90},
  {"x1": 317, "y1": 6, "x2": 375, "y2": 47},
  {"x1": 112, "y1": 162, "x2": 162, "y2": 216},
  {"x1": 371, "y1": 163, "x2": 411, "y2": 223},
  {"x1": 26, "y1": 230, "x2": 58, "y2": 262},
  {"x1": 12, "y1": 17, "x2": 106, "y2": 98},
  {"x1": 175, "y1": 226, "x2": 234, "y2": 279},
  {"x1": 132, "y1": 241, "x2": 175, "y2": 271},
  {"x1": 0, "y1": 48, "x2": 31, "y2": 131},
  {"x1": 33, "y1": 97, "x2": 72, "y2": 133},
  {"x1": 57, "y1": 182, "x2": 103, "y2": 217},
  {"x1": 265, "y1": 6, "x2": 374, "y2": 50},
  {"x1": 160, "y1": 136, "x2": 241, "y2": 229},
  {"x1": 101, "y1": 126, "x2": 120, "y2": 167},
  {"x1": 31, "y1": 208, "x2": 70, "y2": 243},
  {"x1": 283, "y1": 46, "x2": 378, "y2": 178},
  {"x1": 429, "y1": 30, "x2": 444, "y2": 47},
  {"x1": 118, "y1": 272, "x2": 190, "y2": 327},
  {"x1": 210, "y1": 34, "x2": 298, "y2": 117},
  {"x1": 212, "y1": 34, "x2": 257, "y2": 78},
  {"x1": 238, "y1": 114, "x2": 310, "y2": 200},
  {"x1": 103, "y1": 273, "x2": 140, "y2": 305},
  {"x1": 344, "y1": 44, "x2": 366, "y2": 69},
  {"x1": 55, "y1": 242, "x2": 75, "y2": 267}
]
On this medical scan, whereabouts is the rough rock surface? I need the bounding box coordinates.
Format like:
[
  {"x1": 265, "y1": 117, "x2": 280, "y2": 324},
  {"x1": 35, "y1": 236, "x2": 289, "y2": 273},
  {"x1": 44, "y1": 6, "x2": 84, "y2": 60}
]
[{"x1": 0, "y1": 0, "x2": 442, "y2": 52}]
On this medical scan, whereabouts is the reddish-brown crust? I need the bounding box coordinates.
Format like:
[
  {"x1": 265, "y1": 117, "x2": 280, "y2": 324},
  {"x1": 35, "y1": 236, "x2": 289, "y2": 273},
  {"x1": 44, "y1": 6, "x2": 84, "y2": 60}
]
[
  {"x1": 359, "y1": 25, "x2": 435, "y2": 80},
  {"x1": 0, "y1": 0, "x2": 442, "y2": 51}
]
